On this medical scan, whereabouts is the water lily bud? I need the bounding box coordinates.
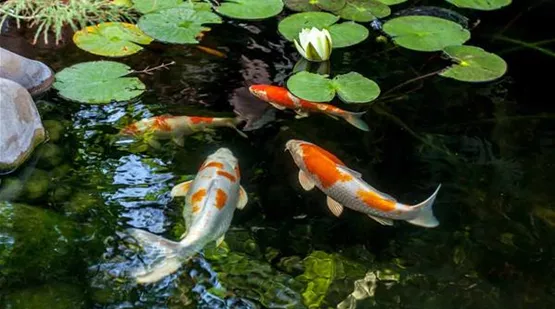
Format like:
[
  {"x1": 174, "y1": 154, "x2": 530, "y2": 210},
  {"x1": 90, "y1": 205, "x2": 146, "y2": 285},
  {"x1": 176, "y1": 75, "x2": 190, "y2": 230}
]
[{"x1": 293, "y1": 27, "x2": 332, "y2": 62}]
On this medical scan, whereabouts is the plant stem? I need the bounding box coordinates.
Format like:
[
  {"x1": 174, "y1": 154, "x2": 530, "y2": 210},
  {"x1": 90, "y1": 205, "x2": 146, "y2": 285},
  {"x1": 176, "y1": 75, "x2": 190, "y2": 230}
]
[
  {"x1": 497, "y1": 38, "x2": 555, "y2": 54},
  {"x1": 382, "y1": 68, "x2": 445, "y2": 97},
  {"x1": 131, "y1": 61, "x2": 176, "y2": 75},
  {"x1": 494, "y1": 36, "x2": 555, "y2": 58}
]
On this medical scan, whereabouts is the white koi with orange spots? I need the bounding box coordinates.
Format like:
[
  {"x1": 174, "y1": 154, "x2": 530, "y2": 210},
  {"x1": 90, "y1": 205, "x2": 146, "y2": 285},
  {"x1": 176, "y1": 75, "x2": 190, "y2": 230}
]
[
  {"x1": 126, "y1": 148, "x2": 248, "y2": 284},
  {"x1": 120, "y1": 115, "x2": 247, "y2": 147},
  {"x1": 285, "y1": 139, "x2": 441, "y2": 228}
]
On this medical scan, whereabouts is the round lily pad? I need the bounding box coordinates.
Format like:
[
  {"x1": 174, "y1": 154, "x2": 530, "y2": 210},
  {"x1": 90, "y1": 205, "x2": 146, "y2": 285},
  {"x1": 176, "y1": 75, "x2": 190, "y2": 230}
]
[
  {"x1": 287, "y1": 71, "x2": 380, "y2": 103},
  {"x1": 215, "y1": 0, "x2": 284, "y2": 20},
  {"x1": 284, "y1": 0, "x2": 320, "y2": 12},
  {"x1": 439, "y1": 45, "x2": 507, "y2": 82},
  {"x1": 375, "y1": 0, "x2": 407, "y2": 5},
  {"x1": 73, "y1": 22, "x2": 153, "y2": 57},
  {"x1": 132, "y1": 0, "x2": 182, "y2": 14},
  {"x1": 287, "y1": 71, "x2": 335, "y2": 102},
  {"x1": 278, "y1": 12, "x2": 339, "y2": 41},
  {"x1": 382, "y1": 16, "x2": 470, "y2": 52},
  {"x1": 337, "y1": 0, "x2": 391, "y2": 22},
  {"x1": 332, "y1": 72, "x2": 380, "y2": 103},
  {"x1": 53, "y1": 61, "x2": 145, "y2": 104},
  {"x1": 317, "y1": 0, "x2": 346, "y2": 11},
  {"x1": 446, "y1": 0, "x2": 511, "y2": 11},
  {"x1": 137, "y1": 6, "x2": 222, "y2": 44},
  {"x1": 328, "y1": 22, "x2": 368, "y2": 48}
]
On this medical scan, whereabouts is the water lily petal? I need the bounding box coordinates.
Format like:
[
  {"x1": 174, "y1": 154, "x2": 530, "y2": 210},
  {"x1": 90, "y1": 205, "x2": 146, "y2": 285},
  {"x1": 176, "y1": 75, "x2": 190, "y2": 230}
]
[
  {"x1": 305, "y1": 42, "x2": 322, "y2": 61},
  {"x1": 298, "y1": 28, "x2": 312, "y2": 51},
  {"x1": 294, "y1": 39, "x2": 308, "y2": 59}
]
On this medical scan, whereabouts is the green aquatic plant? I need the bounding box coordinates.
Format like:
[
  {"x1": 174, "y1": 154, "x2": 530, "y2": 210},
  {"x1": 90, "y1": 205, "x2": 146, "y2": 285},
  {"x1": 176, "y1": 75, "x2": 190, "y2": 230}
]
[{"x1": 0, "y1": 0, "x2": 136, "y2": 44}]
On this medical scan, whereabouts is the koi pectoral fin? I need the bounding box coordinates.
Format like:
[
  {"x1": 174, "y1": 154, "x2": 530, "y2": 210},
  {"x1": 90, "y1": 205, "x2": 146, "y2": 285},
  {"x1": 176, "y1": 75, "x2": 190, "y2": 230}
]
[
  {"x1": 294, "y1": 110, "x2": 309, "y2": 119},
  {"x1": 269, "y1": 102, "x2": 287, "y2": 110},
  {"x1": 367, "y1": 214, "x2": 394, "y2": 226},
  {"x1": 172, "y1": 136, "x2": 185, "y2": 147},
  {"x1": 298, "y1": 170, "x2": 315, "y2": 191},
  {"x1": 237, "y1": 185, "x2": 248, "y2": 210},
  {"x1": 171, "y1": 180, "x2": 193, "y2": 198},
  {"x1": 327, "y1": 197, "x2": 344, "y2": 217},
  {"x1": 216, "y1": 235, "x2": 225, "y2": 247}
]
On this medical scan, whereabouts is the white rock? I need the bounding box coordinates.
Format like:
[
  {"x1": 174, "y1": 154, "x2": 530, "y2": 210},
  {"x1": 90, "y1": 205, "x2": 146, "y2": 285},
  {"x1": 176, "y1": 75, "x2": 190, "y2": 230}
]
[
  {"x1": 0, "y1": 78, "x2": 46, "y2": 174},
  {"x1": 0, "y1": 47, "x2": 54, "y2": 96}
]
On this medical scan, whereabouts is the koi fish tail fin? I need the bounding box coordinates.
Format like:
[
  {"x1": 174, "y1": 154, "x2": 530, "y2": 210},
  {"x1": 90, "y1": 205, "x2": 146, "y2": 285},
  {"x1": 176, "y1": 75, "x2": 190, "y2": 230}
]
[
  {"x1": 342, "y1": 111, "x2": 369, "y2": 132},
  {"x1": 406, "y1": 184, "x2": 441, "y2": 228},
  {"x1": 126, "y1": 228, "x2": 194, "y2": 284},
  {"x1": 225, "y1": 117, "x2": 248, "y2": 138}
]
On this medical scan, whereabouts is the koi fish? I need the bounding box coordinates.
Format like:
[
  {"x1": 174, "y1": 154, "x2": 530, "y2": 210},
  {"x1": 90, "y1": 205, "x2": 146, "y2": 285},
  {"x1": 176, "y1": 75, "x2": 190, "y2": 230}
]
[
  {"x1": 126, "y1": 148, "x2": 248, "y2": 283},
  {"x1": 248, "y1": 85, "x2": 369, "y2": 131},
  {"x1": 285, "y1": 139, "x2": 441, "y2": 228},
  {"x1": 120, "y1": 115, "x2": 247, "y2": 147}
]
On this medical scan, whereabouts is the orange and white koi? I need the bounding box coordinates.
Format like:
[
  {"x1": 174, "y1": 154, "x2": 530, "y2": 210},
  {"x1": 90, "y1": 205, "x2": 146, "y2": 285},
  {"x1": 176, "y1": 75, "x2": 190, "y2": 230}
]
[
  {"x1": 249, "y1": 85, "x2": 369, "y2": 131},
  {"x1": 120, "y1": 115, "x2": 247, "y2": 147},
  {"x1": 285, "y1": 139, "x2": 441, "y2": 228},
  {"x1": 126, "y1": 148, "x2": 248, "y2": 283}
]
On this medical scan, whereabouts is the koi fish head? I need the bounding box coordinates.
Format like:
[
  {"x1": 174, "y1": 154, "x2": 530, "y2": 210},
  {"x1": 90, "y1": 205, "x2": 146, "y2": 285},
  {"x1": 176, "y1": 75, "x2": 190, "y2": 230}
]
[
  {"x1": 285, "y1": 139, "x2": 304, "y2": 155},
  {"x1": 202, "y1": 148, "x2": 238, "y2": 173},
  {"x1": 120, "y1": 118, "x2": 153, "y2": 135},
  {"x1": 248, "y1": 85, "x2": 270, "y2": 102}
]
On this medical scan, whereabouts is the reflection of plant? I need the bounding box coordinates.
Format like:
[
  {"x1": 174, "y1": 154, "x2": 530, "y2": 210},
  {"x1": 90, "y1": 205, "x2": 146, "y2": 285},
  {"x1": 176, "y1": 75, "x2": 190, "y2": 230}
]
[{"x1": 0, "y1": 0, "x2": 136, "y2": 44}]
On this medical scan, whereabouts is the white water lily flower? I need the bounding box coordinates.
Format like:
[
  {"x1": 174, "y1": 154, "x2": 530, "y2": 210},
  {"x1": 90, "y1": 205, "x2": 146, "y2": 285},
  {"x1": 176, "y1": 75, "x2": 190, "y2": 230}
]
[{"x1": 294, "y1": 27, "x2": 332, "y2": 62}]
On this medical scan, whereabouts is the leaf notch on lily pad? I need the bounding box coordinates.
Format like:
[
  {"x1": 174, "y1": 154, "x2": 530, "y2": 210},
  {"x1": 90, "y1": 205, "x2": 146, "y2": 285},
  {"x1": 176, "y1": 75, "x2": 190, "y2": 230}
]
[
  {"x1": 278, "y1": 12, "x2": 369, "y2": 48},
  {"x1": 287, "y1": 71, "x2": 380, "y2": 103},
  {"x1": 73, "y1": 22, "x2": 153, "y2": 57},
  {"x1": 337, "y1": 0, "x2": 391, "y2": 22},
  {"x1": 382, "y1": 15, "x2": 470, "y2": 51},
  {"x1": 215, "y1": 0, "x2": 284, "y2": 20},
  {"x1": 446, "y1": 0, "x2": 512, "y2": 11},
  {"x1": 137, "y1": 6, "x2": 222, "y2": 44},
  {"x1": 439, "y1": 45, "x2": 507, "y2": 82},
  {"x1": 53, "y1": 61, "x2": 145, "y2": 104}
]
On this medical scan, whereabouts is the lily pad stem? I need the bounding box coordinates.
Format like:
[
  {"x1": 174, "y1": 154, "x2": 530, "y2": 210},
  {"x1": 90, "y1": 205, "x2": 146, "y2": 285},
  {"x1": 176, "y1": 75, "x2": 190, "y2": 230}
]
[
  {"x1": 130, "y1": 61, "x2": 176, "y2": 76},
  {"x1": 382, "y1": 68, "x2": 445, "y2": 96}
]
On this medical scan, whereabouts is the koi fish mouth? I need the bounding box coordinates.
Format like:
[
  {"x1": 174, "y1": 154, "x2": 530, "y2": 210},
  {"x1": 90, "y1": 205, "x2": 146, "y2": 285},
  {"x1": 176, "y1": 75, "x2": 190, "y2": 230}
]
[
  {"x1": 248, "y1": 85, "x2": 268, "y2": 101},
  {"x1": 285, "y1": 139, "x2": 303, "y2": 153}
]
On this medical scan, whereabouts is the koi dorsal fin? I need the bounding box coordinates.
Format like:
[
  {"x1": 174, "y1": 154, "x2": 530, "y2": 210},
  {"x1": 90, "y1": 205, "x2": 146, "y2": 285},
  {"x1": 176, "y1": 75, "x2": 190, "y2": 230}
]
[{"x1": 337, "y1": 165, "x2": 362, "y2": 179}]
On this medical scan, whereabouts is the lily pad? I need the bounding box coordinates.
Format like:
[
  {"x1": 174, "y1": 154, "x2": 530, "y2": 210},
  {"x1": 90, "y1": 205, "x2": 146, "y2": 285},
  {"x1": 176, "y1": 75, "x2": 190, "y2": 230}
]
[
  {"x1": 382, "y1": 16, "x2": 470, "y2": 51},
  {"x1": 137, "y1": 6, "x2": 222, "y2": 44},
  {"x1": 287, "y1": 71, "x2": 380, "y2": 103},
  {"x1": 332, "y1": 72, "x2": 380, "y2": 103},
  {"x1": 284, "y1": 0, "x2": 320, "y2": 12},
  {"x1": 439, "y1": 45, "x2": 507, "y2": 82},
  {"x1": 278, "y1": 12, "x2": 339, "y2": 41},
  {"x1": 317, "y1": 0, "x2": 346, "y2": 11},
  {"x1": 376, "y1": 0, "x2": 407, "y2": 5},
  {"x1": 287, "y1": 71, "x2": 335, "y2": 102},
  {"x1": 328, "y1": 22, "x2": 369, "y2": 48},
  {"x1": 215, "y1": 0, "x2": 284, "y2": 20},
  {"x1": 446, "y1": 0, "x2": 511, "y2": 11},
  {"x1": 279, "y1": 12, "x2": 368, "y2": 48},
  {"x1": 132, "y1": 0, "x2": 182, "y2": 14},
  {"x1": 53, "y1": 61, "x2": 145, "y2": 104},
  {"x1": 337, "y1": 0, "x2": 391, "y2": 22},
  {"x1": 73, "y1": 22, "x2": 153, "y2": 57}
]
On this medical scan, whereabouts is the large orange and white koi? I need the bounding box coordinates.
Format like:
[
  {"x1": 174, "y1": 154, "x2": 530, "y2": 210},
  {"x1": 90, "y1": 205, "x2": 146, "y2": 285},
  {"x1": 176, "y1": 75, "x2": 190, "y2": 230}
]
[
  {"x1": 285, "y1": 139, "x2": 441, "y2": 228},
  {"x1": 120, "y1": 115, "x2": 247, "y2": 147},
  {"x1": 126, "y1": 148, "x2": 248, "y2": 283},
  {"x1": 249, "y1": 85, "x2": 369, "y2": 131}
]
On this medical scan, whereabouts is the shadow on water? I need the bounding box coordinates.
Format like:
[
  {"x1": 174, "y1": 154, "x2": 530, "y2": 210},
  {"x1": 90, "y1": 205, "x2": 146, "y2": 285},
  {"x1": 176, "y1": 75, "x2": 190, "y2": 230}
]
[{"x1": 1, "y1": 1, "x2": 555, "y2": 308}]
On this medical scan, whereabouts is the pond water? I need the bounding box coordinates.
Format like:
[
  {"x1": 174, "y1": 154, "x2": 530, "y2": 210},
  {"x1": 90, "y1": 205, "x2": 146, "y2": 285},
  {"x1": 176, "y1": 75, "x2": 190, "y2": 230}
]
[{"x1": 1, "y1": 2, "x2": 555, "y2": 309}]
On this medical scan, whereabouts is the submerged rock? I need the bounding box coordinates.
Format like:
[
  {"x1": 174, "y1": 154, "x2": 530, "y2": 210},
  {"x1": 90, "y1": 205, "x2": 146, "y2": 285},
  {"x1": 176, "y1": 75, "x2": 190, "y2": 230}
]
[
  {"x1": 2, "y1": 282, "x2": 85, "y2": 309},
  {"x1": 0, "y1": 47, "x2": 54, "y2": 96},
  {"x1": 0, "y1": 78, "x2": 46, "y2": 174}
]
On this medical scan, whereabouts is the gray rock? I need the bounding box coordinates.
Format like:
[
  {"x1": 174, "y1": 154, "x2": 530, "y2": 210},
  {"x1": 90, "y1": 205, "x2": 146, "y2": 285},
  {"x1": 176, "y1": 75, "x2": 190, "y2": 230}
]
[
  {"x1": 0, "y1": 47, "x2": 54, "y2": 96},
  {"x1": 0, "y1": 78, "x2": 46, "y2": 174}
]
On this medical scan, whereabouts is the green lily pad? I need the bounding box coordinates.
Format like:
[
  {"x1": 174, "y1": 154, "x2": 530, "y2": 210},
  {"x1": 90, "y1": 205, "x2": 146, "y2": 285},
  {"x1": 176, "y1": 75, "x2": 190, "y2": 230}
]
[
  {"x1": 287, "y1": 71, "x2": 380, "y2": 103},
  {"x1": 73, "y1": 22, "x2": 153, "y2": 57},
  {"x1": 287, "y1": 71, "x2": 335, "y2": 102},
  {"x1": 137, "y1": 6, "x2": 221, "y2": 44},
  {"x1": 317, "y1": 0, "x2": 346, "y2": 11},
  {"x1": 328, "y1": 22, "x2": 368, "y2": 48},
  {"x1": 132, "y1": 0, "x2": 182, "y2": 14},
  {"x1": 284, "y1": 0, "x2": 320, "y2": 12},
  {"x1": 337, "y1": 0, "x2": 391, "y2": 22},
  {"x1": 53, "y1": 61, "x2": 145, "y2": 104},
  {"x1": 278, "y1": 12, "x2": 339, "y2": 41},
  {"x1": 375, "y1": 0, "x2": 407, "y2": 5},
  {"x1": 382, "y1": 16, "x2": 470, "y2": 51},
  {"x1": 446, "y1": 0, "x2": 511, "y2": 11},
  {"x1": 279, "y1": 12, "x2": 368, "y2": 48},
  {"x1": 215, "y1": 0, "x2": 284, "y2": 20},
  {"x1": 332, "y1": 72, "x2": 380, "y2": 103},
  {"x1": 439, "y1": 45, "x2": 507, "y2": 82}
]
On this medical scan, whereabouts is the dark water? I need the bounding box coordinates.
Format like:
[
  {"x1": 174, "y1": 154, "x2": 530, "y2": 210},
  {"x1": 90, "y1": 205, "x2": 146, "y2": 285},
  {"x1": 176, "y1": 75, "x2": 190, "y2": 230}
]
[{"x1": 1, "y1": 1, "x2": 555, "y2": 308}]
